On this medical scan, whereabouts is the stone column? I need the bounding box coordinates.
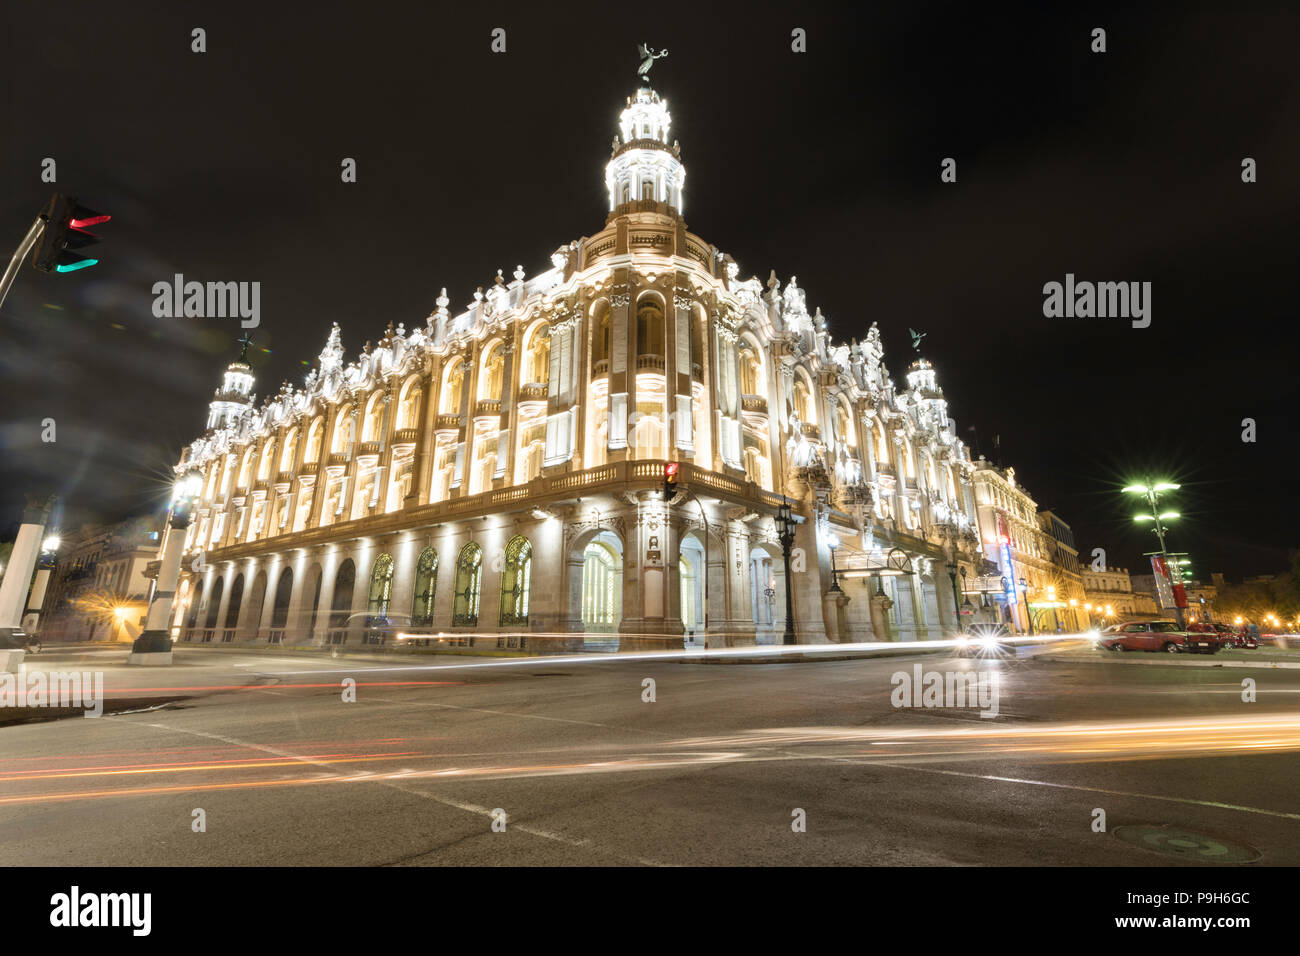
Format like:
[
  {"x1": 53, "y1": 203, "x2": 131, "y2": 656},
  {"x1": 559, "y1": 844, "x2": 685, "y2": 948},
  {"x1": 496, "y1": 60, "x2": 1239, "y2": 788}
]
[
  {"x1": 0, "y1": 495, "x2": 54, "y2": 670},
  {"x1": 128, "y1": 507, "x2": 191, "y2": 665}
]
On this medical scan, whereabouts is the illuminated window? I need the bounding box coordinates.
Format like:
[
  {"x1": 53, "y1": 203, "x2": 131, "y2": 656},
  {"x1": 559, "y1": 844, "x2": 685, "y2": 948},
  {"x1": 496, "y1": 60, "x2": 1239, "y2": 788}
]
[
  {"x1": 498, "y1": 535, "x2": 532, "y2": 626},
  {"x1": 453, "y1": 543, "x2": 483, "y2": 626},
  {"x1": 368, "y1": 553, "x2": 393, "y2": 619},
  {"x1": 411, "y1": 547, "x2": 438, "y2": 626}
]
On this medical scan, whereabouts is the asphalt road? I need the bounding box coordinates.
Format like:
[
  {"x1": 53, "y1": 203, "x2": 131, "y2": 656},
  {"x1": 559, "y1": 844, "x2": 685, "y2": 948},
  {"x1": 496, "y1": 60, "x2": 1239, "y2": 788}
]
[{"x1": 2, "y1": 644, "x2": 1298, "y2": 866}]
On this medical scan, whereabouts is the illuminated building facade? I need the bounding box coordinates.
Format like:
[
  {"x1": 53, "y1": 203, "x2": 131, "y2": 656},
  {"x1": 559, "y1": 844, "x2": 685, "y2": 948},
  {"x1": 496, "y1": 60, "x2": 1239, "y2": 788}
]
[
  {"x1": 166, "y1": 82, "x2": 990, "y2": 648},
  {"x1": 971, "y1": 461, "x2": 1055, "y2": 634}
]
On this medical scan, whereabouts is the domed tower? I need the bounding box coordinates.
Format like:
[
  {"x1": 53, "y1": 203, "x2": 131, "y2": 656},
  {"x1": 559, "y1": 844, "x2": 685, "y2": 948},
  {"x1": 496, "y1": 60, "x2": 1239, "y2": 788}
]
[
  {"x1": 605, "y1": 87, "x2": 686, "y2": 217},
  {"x1": 206, "y1": 337, "x2": 256, "y2": 431}
]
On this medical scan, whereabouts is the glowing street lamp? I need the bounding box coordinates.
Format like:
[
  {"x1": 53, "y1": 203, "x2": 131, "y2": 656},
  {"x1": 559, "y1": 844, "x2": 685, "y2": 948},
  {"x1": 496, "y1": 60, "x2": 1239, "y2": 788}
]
[
  {"x1": 1124, "y1": 478, "x2": 1185, "y2": 627},
  {"x1": 826, "y1": 532, "x2": 842, "y2": 593}
]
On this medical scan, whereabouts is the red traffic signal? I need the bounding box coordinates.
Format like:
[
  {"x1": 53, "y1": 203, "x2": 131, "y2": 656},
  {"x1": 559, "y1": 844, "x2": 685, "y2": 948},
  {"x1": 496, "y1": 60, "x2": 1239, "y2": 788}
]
[
  {"x1": 663, "y1": 461, "x2": 679, "y2": 500},
  {"x1": 31, "y1": 193, "x2": 110, "y2": 274}
]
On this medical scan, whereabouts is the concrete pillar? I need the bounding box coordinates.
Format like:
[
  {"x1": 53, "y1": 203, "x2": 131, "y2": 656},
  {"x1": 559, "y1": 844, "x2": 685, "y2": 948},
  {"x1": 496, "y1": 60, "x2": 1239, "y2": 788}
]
[
  {"x1": 0, "y1": 495, "x2": 54, "y2": 670},
  {"x1": 128, "y1": 508, "x2": 189, "y2": 665}
]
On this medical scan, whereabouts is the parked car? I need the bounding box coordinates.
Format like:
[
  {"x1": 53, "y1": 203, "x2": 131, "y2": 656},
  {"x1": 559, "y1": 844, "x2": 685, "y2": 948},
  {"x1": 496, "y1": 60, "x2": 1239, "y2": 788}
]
[
  {"x1": 1098, "y1": 620, "x2": 1219, "y2": 654},
  {"x1": 1212, "y1": 624, "x2": 1258, "y2": 649}
]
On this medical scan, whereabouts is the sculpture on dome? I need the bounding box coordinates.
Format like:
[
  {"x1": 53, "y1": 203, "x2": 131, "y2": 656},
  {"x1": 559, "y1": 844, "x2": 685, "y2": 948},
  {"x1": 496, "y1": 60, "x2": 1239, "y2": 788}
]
[
  {"x1": 637, "y1": 44, "x2": 668, "y2": 84},
  {"x1": 909, "y1": 327, "x2": 927, "y2": 352}
]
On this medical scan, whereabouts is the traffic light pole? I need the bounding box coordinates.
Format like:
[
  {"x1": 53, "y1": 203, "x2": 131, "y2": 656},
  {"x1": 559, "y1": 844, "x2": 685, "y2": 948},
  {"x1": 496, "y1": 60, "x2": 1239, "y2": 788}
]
[{"x1": 0, "y1": 216, "x2": 47, "y2": 312}]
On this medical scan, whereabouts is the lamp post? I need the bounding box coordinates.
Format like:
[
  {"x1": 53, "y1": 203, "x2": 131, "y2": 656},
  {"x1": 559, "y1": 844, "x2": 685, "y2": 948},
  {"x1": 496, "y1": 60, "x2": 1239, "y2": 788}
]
[
  {"x1": 1019, "y1": 576, "x2": 1035, "y2": 636},
  {"x1": 776, "y1": 496, "x2": 797, "y2": 645},
  {"x1": 129, "y1": 472, "x2": 202, "y2": 665},
  {"x1": 1124, "y1": 479, "x2": 1185, "y2": 628},
  {"x1": 827, "y1": 532, "x2": 842, "y2": 593}
]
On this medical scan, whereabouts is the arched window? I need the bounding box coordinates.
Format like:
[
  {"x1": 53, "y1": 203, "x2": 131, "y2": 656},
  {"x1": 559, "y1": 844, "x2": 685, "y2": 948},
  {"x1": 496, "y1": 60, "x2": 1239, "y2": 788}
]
[
  {"x1": 739, "y1": 344, "x2": 760, "y2": 395},
  {"x1": 636, "y1": 298, "x2": 664, "y2": 358},
  {"x1": 524, "y1": 326, "x2": 551, "y2": 385},
  {"x1": 397, "y1": 379, "x2": 422, "y2": 429},
  {"x1": 479, "y1": 343, "x2": 504, "y2": 401},
  {"x1": 280, "y1": 429, "x2": 299, "y2": 472},
  {"x1": 362, "y1": 393, "x2": 384, "y2": 443},
  {"x1": 836, "y1": 403, "x2": 855, "y2": 447},
  {"x1": 368, "y1": 553, "x2": 394, "y2": 619},
  {"x1": 793, "y1": 379, "x2": 812, "y2": 423},
  {"x1": 332, "y1": 407, "x2": 355, "y2": 453},
  {"x1": 440, "y1": 362, "x2": 465, "y2": 414},
  {"x1": 452, "y1": 542, "x2": 483, "y2": 626},
  {"x1": 258, "y1": 440, "x2": 277, "y2": 481},
  {"x1": 591, "y1": 301, "x2": 612, "y2": 368},
  {"x1": 412, "y1": 547, "x2": 438, "y2": 626},
  {"x1": 304, "y1": 417, "x2": 324, "y2": 464},
  {"x1": 498, "y1": 535, "x2": 532, "y2": 626},
  {"x1": 237, "y1": 449, "x2": 254, "y2": 488}
]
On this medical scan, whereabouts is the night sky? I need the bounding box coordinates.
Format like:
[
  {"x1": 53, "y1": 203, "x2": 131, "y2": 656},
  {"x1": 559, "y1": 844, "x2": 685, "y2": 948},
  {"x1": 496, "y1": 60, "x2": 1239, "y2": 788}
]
[{"x1": 2, "y1": 2, "x2": 1297, "y2": 579}]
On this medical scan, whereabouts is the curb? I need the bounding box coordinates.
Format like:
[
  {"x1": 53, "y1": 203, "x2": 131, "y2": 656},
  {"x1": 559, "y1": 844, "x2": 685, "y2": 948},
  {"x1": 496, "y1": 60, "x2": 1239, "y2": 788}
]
[{"x1": 1036, "y1": 654, "x2": 1300, "y2": 670}]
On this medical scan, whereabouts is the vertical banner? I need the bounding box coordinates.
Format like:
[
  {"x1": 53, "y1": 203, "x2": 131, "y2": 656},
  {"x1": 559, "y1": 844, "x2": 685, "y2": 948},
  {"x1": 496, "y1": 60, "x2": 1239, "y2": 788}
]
[{"x1": 1150, "y1": 556, "x2": 1176, "y2": 609}]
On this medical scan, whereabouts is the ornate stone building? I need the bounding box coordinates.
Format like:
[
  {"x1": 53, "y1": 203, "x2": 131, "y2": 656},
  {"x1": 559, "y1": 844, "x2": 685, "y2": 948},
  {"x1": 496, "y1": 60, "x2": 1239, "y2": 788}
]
[{"x1": 167, "y1": 81, "x2": 990, "y2": 649}]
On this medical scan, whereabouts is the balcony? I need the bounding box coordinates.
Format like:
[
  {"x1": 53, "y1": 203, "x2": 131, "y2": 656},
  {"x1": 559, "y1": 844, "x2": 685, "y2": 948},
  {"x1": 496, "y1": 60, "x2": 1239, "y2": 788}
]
[
  {"x1": 328, "y1": 452, "x2": 349, "y2": 467},
  {"x1": 636, "y1": 354, "x2": 666, "y2": 371},
  {"x1": 275, "y1": 471, "x2": 293, "y2": 484},
  {"x1": 358, "y1": 441, "x2": 381, "y2": 456},
  {"x1": 741, "y1": 394, "x2": 768, "y2": 415},
  {"x1": 474, "y1": 399, "x2": 502, "y2": 417},
  {"x1": 592, "y1": 359, "x2": 610, "y2": 376},
  {"x1": 800, "y1": 422, "x2": 821, "y2": 440},
  {"x1": 394, "y1": 428, "x2": 420, "y2": 443},
  {"x1": 436, "y1": 414, "x2": 462, "y2": 429},
  {"x1": 518, "y1": 383, "x2": 548, "y2": 402}
]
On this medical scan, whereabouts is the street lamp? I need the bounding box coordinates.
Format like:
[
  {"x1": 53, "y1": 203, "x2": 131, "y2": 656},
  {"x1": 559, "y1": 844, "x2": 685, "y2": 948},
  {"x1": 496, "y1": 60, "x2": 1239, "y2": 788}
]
[
  {"x1": 1019, "y1": 576, "x2": 1035, "y2": 636},
  {"x1": 129, "y1": 470, "x2": 203, "y2": 664},
  {"x1": 826, "y1": 532, "x2": 842, "y2": 593},
  {"x1": 775, "y1": 496, "x2": 797, "y2": 645},
  {"x1": 1124, "y1": 479, "x2": 1185, "y2": 627}
]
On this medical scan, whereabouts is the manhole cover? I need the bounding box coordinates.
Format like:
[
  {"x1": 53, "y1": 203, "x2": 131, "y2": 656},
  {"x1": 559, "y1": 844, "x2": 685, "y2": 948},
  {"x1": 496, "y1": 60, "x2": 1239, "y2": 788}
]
[{"x1": 1113, "y1": 825, "x2": 1260, "y2": 863}]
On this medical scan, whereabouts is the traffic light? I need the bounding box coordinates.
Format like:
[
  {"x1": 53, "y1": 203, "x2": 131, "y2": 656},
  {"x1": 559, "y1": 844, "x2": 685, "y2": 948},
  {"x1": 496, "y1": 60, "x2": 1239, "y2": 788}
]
[
  {"x1": 30, "y1": 193, "x2": 110, "y2": 274},
  {"x1": 663, "y1": 461, "x2": 679, "y2": 501}
]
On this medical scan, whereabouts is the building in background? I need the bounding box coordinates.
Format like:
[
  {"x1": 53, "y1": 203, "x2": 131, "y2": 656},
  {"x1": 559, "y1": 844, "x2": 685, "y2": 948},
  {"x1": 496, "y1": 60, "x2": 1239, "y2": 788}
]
[
  {"x1": 1038, "y1": 509, "x2": 1088, "y2": 632},
  {"x1": 1131, "y1": 573, "x2": 1218, "y2": 623},
  {"x1": 971, "y1": 461, "x2": 1054, "y2": 634},
  {"x1": 38, "y1": 516, "x2": 162, "y2": 643},
  {"x1": 1080, "y1": 564, "x2": 1158, "y2": 624}
]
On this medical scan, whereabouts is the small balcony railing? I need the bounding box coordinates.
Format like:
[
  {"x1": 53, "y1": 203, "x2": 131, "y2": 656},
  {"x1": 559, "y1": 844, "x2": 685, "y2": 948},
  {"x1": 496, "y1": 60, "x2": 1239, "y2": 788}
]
[
  {"x1": 394, "y1": 427, "x2": 419, "y2": 442},
  {"x1": 741, "y1": 394, "x2": 768, "y2": 415},
  {"x1": 436, "y1": 414, "x2": 462, "y2": 429},
  {"x1": 592, "y1": 359, "x2": 610, "y2": 376},
  {"x1": 519, "y1": 383, "x2": 548, "y2": 401},
  {"x1": 474, "y1": 399, "x2": 502, "y2": 417},
  {"x1": 636, "y1": 354, "x2": 665, "y2": 371}
]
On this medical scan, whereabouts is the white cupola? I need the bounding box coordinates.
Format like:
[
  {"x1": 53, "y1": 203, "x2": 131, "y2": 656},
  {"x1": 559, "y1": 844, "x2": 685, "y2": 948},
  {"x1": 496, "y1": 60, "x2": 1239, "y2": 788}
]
[{"x1": 605, "y1": 88, "x2": 686, "y2": 215}]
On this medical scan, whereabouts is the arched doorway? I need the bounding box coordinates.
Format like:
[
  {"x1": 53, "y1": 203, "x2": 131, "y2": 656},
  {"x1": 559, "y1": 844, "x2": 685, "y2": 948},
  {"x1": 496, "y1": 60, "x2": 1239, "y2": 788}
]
[
  {"x1": 301, "y1": 563, "x2": 322, "y2": 644},
  {"x1": 204, "y1": 576, "x2": 224, "y2": 642},
  {"x1": 679, "y1": 535, "x2": 706, "y2": 647},
  {"x1": 580, "y1": 532, "x2": 622, "y2": 643},
  {"x1": 269, "y1": 567, "x2": 293, "y2": 643},
  {"x1": 366, "y1": 553, "x2": 394, "y2": 643},
  {"x1": 750, "y1": 544, "x2": 785, "y2": 645},
  {"x1": 244, "y1": 570, "x2": 268, "y2": 642},
  {"x1": 330, "y1": 559, "x2": 355, "y2": 643},
  {"x1": 224, "y1": 574, "x2": 244, "y2": 642},
  {"x1": 184, "y1": 580, "x2": 204, "y2": 635}
]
